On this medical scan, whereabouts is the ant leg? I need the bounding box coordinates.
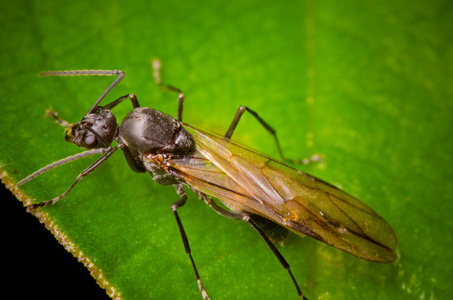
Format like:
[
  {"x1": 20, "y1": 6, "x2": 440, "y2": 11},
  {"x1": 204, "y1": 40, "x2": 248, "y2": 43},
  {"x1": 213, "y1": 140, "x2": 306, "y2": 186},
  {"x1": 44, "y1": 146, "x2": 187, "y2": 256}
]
[
  {"x1": 26, "y1": 145, "x2": 121, "y2": 210},
  {"x1": 103, "y1": 94, "x2": 140, "y2": 110},
  {"x1": 203, "y1": 196, "x2": 307, "y2": 299},
  {"x1": 172, "y1": 184, "x2": 210, "y2": 300},
  {"x1": 151, "y1": 59, "x2": 185, "y2": 122},
  {"x1": 224, "y1": 105, "x2": 322, "y2": 165}
]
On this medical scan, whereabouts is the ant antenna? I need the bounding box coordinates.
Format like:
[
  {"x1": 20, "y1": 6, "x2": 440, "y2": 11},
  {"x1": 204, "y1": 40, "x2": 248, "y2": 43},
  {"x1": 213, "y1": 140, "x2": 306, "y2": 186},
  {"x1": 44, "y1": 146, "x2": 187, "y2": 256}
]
[{"x1": 39, "y1": 70, "x2": 125, "y2": 114}]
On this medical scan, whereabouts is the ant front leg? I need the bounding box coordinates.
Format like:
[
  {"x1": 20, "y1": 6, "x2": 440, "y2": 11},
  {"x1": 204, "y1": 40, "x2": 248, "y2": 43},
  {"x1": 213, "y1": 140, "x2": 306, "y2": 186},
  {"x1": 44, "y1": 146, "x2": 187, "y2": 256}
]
[
  {"x1": 103, "y1": 94, "x2": 141, "y2": 110},
  {"x1": 26, "y1": 145, "x2": 121, "y2": 210}
]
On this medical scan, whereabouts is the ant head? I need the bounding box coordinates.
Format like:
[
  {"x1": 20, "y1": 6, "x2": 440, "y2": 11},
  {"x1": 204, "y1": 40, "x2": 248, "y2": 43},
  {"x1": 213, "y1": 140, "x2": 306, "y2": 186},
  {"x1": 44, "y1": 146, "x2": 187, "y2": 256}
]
[{"x1": 65, "y1": 107, "x2": 118, "y2": 149}]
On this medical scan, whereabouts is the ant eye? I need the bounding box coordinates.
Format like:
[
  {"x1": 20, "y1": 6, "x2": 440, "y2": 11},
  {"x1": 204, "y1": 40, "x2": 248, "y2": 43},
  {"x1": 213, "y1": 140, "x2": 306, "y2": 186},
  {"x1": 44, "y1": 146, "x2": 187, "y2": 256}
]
[
  {"x1": 84, "y1": 134, "x2": 97, "y2": 147},
  {"x1": 103, "y1": 124, "x2": 110, "y2": 130}
]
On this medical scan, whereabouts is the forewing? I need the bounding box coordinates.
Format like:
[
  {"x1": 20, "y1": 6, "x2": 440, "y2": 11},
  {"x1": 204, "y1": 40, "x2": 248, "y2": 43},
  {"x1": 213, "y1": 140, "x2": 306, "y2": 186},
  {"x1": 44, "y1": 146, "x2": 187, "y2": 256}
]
[
  {"x1": 264, "y1": 159, "x2": 398, "y2": 262},
  {"x1": 176, "y1": 124, "x2": 397, "y2": 262}
]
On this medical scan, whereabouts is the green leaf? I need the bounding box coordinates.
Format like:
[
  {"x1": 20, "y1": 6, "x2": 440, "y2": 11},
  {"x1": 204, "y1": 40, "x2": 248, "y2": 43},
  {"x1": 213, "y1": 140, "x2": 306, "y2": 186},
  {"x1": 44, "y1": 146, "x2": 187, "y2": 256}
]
[{"x1": 1, "y1": 0, "x2": 452, "y2": 299}]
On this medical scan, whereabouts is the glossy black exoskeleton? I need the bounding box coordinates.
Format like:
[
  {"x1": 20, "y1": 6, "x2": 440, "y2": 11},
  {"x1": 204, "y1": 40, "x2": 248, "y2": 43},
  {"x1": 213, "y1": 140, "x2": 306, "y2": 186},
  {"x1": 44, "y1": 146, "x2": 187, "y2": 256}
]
[{"x1": 119, "y1": 107, "x2": 196, "y2": 184}]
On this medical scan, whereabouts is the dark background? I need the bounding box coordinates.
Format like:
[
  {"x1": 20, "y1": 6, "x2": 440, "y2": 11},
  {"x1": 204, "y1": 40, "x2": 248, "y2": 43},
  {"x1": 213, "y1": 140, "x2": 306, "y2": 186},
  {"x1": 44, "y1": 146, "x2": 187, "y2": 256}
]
[{"x1": 1, "y1": 185, "x2": 109, "y2": 299}]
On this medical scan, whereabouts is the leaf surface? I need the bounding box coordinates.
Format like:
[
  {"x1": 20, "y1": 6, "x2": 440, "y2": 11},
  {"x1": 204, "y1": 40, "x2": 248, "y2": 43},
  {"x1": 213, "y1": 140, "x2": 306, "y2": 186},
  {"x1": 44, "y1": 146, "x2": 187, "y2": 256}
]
[{"x1": 1, "y1": 0, "x2": 452, "y2": 299}]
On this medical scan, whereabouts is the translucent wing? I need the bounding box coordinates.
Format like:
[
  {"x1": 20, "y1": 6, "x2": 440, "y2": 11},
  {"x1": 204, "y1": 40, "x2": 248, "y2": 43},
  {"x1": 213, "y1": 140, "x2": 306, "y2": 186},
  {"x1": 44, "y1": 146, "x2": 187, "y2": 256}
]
[{"x1": 165, "y1": 124, "x2": 397, "y2": 263}]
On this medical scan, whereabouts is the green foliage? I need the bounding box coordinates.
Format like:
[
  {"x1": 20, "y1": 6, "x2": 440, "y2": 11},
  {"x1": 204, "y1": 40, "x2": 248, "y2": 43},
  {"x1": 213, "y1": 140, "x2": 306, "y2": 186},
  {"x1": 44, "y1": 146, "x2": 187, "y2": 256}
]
[{"x1": 1, "y1": 0, "x2": 452, "y2": 299}]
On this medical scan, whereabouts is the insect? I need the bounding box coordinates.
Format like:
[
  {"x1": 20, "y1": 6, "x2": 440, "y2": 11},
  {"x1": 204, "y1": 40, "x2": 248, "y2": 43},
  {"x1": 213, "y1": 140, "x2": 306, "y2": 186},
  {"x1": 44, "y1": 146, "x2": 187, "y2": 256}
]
[{"x1": 17, "y1": 61, "x2": 398, "y2": 299}]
